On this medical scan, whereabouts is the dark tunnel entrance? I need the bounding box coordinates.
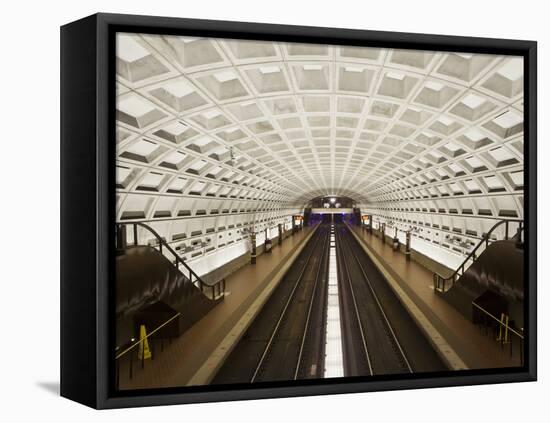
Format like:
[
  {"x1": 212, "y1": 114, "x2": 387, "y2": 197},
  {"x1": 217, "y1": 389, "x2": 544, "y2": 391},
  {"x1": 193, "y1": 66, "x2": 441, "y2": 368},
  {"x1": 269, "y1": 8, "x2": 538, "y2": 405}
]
[{"x1": 304, "y1": 196, "x2": 361, "y2": 226}]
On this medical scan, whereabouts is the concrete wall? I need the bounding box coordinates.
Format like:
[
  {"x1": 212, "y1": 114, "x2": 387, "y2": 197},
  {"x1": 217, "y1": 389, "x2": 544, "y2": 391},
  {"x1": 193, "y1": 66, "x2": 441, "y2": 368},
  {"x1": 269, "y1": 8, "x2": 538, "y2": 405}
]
[
  {"x1": 368, "y1": 226, "x2": 455, "y2": 277},
  {"x1": 199, "y1": 231, "x2": 294, "y2": 285}
]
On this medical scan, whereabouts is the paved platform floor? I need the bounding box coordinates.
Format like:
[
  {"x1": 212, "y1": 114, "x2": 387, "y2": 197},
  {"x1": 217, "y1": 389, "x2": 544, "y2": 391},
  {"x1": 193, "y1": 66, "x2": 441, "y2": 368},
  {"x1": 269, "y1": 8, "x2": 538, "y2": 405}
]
[
  {"x1": 117, "y1": 223, "x2": 520, "y2": 391},
  {"x1": 118, "y1": 226, "x2": 317, "y2": 390},
  {"x1": 349, "y1": 225, "x2": 521, "y2": 370}
]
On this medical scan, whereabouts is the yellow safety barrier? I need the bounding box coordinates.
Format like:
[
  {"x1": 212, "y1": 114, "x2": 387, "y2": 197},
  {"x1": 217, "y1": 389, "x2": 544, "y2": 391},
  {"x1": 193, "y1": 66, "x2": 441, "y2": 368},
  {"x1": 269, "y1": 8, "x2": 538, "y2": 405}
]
[
  {"x1": 497, "y1": 313, "x2": 510, "y2": 344},
  {"x1": 138, "y1": 325, "x2": 152, "y2": 360}
]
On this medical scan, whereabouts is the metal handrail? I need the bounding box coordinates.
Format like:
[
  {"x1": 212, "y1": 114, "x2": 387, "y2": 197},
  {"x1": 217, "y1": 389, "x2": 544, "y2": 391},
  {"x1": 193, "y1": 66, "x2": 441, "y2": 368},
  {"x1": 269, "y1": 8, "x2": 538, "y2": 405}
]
[
  {"x1": 471, "y1": 302, "x2": 523, "y2": 340},
  {"x1": 115, "y1": 312, "x2": 182, "y2": 360},
  {"x1": 472, "y1": 301, "x2": 524, "y2": 365},
  {"x1": 433, "y1": 219, "x2": 524, "y2": 292},
  {"x1": 115, "y1": 311, "x2": 182, "y2": 389},
  {"x1": 116, "y1": 222, "x2": 225, "y2": 301}
]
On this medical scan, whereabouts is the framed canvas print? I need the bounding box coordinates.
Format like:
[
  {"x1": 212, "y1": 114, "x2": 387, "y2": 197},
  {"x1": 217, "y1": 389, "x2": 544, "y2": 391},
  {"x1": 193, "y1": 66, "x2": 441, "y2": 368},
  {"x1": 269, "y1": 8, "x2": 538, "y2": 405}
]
[{"x1": 60, "y1": 13, "x2": 537, "y2": 409}]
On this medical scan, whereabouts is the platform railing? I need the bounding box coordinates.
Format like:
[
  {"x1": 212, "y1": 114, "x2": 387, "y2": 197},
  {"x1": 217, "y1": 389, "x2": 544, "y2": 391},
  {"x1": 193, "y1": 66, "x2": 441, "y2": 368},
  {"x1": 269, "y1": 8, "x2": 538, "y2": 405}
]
[
  {"x1": 115, "y1": 312, "x2": 181, "y2": 390},
  {"x1": 433, "y1": 219, "x2": 524, "y2": 293},
  {"x1": 116, "y1": 222, "x2": 225, "y2": 301},
  {"x1": 472, "y1": 301, "x2": 524, "y2": 366}
]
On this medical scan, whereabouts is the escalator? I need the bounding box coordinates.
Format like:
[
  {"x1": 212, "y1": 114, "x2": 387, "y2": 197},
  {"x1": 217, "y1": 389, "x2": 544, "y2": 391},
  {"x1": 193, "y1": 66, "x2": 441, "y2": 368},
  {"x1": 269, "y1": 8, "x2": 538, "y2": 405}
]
[
  {"x1": 434, "y1": 220, "x2": 524, "y2": 328},
  {"x1": 115, "y1": 223, "x2": 225, "y2": 349}
]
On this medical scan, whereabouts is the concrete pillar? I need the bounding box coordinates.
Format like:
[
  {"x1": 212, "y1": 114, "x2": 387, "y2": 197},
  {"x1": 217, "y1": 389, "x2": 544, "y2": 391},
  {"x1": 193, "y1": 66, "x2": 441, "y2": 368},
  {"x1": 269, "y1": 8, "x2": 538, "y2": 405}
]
[
  {"x1": 116, "y1": 224, "x2": 127, "y2": 250},
  {"x1": 515, "y1": 226, "x2": 523, "y2": 249},
  {"x1": 265, "y1": 228, "x2": 272, "y2": 253},
  {"x1": 405, "y1": 231, "x2": 411, "y2": 261},
  {"x1": 250, "y1": 232, "x2": 256, "y2": 264},
  {"x1": 392, "y1": 227, "x2": 399, "y2": 251}
]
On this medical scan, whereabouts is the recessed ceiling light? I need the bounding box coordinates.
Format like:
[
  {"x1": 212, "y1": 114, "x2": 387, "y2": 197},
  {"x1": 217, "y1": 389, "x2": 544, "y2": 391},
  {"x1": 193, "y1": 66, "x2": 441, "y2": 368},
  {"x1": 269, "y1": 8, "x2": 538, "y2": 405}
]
[
  {"x1": 484, "y1": 175, "x2": 503, "y2": 188},
  {"x1": 461, "y1": 93, "x2": 485, "y2": 109},
  {"x1": 493, "y1": 110, "x2": 523, "y2": 128},
  {"x1": 465, "y1": 156, "x2": 484, "y2": 168},
  {"x1": 259, "y1": 66, "x2": 281, "y2": 74},
  {"x1": 425, "y1": 81, "x2": 444, "y2": 91},
  {"x1": 489, "y1": 147, "x2": 513, "y2": 161},
  {"x1": 202, "y1": 109, "x2": 222, "y2": 119},
  {"x1": 189, "y1": 160, "x2": 208, "y2": 171},
  {"x1": 162, "y1": 121, "x2": 188, "y2": 135},
  {"x1": 141, "y1": 172, "x2": 164, "y2": 187},
  {"x1": 445, "y1": 142, "x2": 461, "y2": 152},
  {"x1": 455, "y1": 53, "x2": 474, "y2": 60},
  {"x1": 118, "y1": 95, "x2": 156, "y2": 116},
  {"x1": 211, "y1": 146, "x2": 228, "y2": 155},
  {"x1": 303, "y1": 65, "x2": 323, "y2": 71},
  {"x1": 449, "y1": 163, "x2": 463, "y2": 172},
  {"x1": 179, "y1": 36, "x2": 200, "y2": 44},
  {"x1": 213, "y1": 70, "x2": 237, "y2": 83},
  {"x1": 509, "y1": 171, "x2": 523, "y2": 185},
  {"x1": 193, "y1": 136, "x2": 212, "y2": 147},
  {"x1": 116, "y1": 166, "x2": 132, "y2": 182},
  {"x1": 464, "y1": 179, "x2": 479, "y2": 189},
  {"x1": 126, "y1": 139, "x2": 158, "y2": 156},
  {"x1": 497, "y1": 58, "x2": 523, "y2": 81},
  {"x1": 162, "y1": 151, "x2": 186, "y2": 164},
  {"x1": 386, "y1": 71, "x2": 405, "y2": 81},
  {"x1": 162, "y1": 80, "x2": 195, "y2": 97},
  {"x1": 117, "y1": 34, "x2": 149, "y2": 62},
  {"x1": 344, "y1": 66, "x2": 364, "y2": 73},
  {"x1": 464, "y1": 128, "x2": 486, "y2": 141},
  {"x1": 437, "y1": 115, "x2": 454, "y2": 126},
  {"x1": 240, "y1": 100, "x2": 257, "y2": 107}
]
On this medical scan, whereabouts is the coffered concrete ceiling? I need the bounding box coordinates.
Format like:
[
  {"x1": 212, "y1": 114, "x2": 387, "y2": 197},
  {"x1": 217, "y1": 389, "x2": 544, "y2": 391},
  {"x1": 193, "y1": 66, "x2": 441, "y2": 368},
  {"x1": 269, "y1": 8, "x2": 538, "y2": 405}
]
[{"x1": 115, "y1": 33, "x2": 524, "y2": 267}]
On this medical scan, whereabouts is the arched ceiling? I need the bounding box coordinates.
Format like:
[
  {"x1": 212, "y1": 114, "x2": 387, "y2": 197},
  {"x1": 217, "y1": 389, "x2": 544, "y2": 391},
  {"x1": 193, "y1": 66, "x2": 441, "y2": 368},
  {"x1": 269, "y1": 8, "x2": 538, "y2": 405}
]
[
  {"x1": 115, "y1": 32, "x2": 524, "y2": 265},
  {"x1": 295, "y1": 189, "x2": 367, "y2": 206}
]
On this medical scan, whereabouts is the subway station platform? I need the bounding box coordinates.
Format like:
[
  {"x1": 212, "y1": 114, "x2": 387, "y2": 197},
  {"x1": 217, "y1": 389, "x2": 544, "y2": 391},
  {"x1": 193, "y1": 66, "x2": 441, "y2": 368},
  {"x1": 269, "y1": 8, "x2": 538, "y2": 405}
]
[
  {"x1": 107, "y1": 34, "x2": 529, "y2": 396},
  {"x1": 118, "y1": 220, "x2": 521, "y2": 391},
  {"x1": 347, "y1": 224, "x2": 521, "y2": 370},
  {"x1": 118, "y1": 225, "x2": 317, "y2": 390}
]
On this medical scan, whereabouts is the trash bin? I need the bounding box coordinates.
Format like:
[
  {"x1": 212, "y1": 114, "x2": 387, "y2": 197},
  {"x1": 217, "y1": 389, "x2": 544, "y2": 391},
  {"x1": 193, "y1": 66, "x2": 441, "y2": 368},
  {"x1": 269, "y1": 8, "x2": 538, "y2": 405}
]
[{"x1": 392, "y1": 237, "x2": 399, "y2": 251}]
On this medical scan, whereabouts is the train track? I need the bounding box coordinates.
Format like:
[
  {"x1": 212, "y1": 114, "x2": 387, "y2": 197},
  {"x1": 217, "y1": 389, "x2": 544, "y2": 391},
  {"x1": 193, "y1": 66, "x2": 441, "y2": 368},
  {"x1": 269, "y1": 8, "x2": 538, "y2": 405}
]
[
  {"x1": 252, "y1": 226, "x2": 329, "y2": 382},
  {"x1": 212, "y1": 226, "x2": 330, "y2": 384},
  {"x1": 336, "y1": 224, "x2": 412, "y2": 375},
  {"x1": 336, "y1": 224, "x2": 447, "y2": 375},
  {"x1": 213, "y1": 223, "x2": 446, "y2": 385}
]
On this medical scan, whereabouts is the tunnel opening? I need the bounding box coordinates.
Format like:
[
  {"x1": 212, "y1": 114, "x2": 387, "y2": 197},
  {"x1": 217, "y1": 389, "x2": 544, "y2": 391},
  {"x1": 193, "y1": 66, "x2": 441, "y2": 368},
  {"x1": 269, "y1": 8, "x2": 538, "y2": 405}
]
[{"x1": 304, "y1": 195, "x2": 362, "y2": 226}]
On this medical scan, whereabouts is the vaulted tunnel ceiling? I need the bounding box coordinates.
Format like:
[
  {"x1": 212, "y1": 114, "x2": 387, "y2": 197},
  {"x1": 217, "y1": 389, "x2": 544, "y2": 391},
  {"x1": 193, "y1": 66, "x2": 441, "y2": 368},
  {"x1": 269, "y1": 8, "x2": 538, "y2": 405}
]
[{"x1": 115, "y1": 32, "x2": 524, "y2": 266}]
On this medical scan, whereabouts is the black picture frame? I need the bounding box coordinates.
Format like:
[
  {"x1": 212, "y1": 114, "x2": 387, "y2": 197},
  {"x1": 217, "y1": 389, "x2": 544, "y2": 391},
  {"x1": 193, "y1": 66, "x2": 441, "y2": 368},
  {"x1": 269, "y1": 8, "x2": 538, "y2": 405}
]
[{"x1": 60, "y1": 12, "x2": 537, "y2": 409}]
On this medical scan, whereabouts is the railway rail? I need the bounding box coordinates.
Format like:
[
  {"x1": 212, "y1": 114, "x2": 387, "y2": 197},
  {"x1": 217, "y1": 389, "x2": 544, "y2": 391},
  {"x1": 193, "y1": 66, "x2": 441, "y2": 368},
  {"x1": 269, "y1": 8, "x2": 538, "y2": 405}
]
[
  {"x1": 335, "y1": 224, "x2": 446, "y2": 375},
  {"x1": 212, "y1": 223, "x2": 446, "y2": 385},
  {"x1": 212, "y1": 225, "x2": 330, "y2": 384}
]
